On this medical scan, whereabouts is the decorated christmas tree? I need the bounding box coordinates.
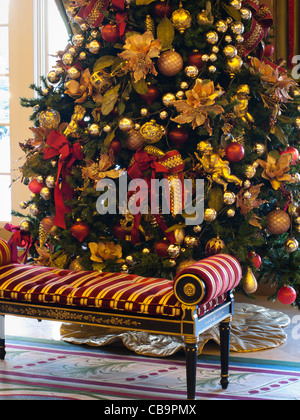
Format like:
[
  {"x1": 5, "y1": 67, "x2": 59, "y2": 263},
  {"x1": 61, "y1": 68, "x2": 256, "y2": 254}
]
[{"x1": 11, "y1": 0, "x2": 300, "y2": 308}]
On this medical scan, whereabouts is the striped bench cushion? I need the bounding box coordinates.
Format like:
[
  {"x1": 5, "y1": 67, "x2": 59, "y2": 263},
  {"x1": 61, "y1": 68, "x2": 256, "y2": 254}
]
[
  {"x1": 0, "y1": 264, "x2": 182, "y2": 317},
  {"x1": 174, "y1": 254, "x2": 242, "y2": 306}
]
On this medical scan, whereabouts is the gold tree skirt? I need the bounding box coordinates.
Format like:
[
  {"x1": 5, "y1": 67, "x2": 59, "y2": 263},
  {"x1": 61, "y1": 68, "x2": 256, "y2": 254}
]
[{"x1": 60, "y1": 303, "x2": 291, "y2": 357}]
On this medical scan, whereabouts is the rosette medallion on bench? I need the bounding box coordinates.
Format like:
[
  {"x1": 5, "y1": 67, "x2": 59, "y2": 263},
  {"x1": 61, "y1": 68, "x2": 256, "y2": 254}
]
[{"x1": 0, "y1": 239, "x2": 242, "y2": 399}]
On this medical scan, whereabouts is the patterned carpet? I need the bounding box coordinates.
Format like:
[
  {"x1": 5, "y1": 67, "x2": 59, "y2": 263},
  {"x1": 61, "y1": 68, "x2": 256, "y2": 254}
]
[{"x1": 0, "y1": 337, "x2": 299, "y2": 400}]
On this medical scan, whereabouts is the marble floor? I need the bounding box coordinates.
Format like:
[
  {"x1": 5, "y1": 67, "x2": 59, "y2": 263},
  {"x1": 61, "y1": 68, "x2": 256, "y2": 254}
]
[{"x1": 3, "y1": 295, "x2": 300, "y2": 364}]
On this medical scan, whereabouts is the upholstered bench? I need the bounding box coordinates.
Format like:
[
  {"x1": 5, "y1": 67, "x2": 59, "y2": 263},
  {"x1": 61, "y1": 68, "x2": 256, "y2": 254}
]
[{"x1": 0, "y1": 239, "x2": 242, "y2": 400}]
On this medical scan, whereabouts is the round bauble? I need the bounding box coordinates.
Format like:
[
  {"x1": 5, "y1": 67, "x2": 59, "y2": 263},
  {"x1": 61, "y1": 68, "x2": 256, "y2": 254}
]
[
  {"x1": 113, "y1": 223, "x2": 128, "y2": 241},
  {"x1": 184, "y1": 236, "x2": 198, "y2": 248},
  {"x1": 45, "y1": 175, "x2": 56, "y2": 189},
  {"x1": 187, "y1": 51, "x2": 205, "y2": 69},
  {"x1": 140, "y1": 85, "x2": 159, "y2": 105},
  {"x1": 119, "y1": 117, "x2": 134, "y2": 132},
  {"x1": 204, "y1": 208, "x2": 217, "y2": 222},
  {"x1": 42, "y1": 216, "x2": 55, "y2": 233},
  {"x1": 20, "y1": 220, "x2": 32, "y2": 232},
  {"x1": 280, "y1": 146, "x2": 299, "y2": 165},
  {"x1": 277, "y1": 286, "x2": 297, "y2": 305},
  {"x1": 205, "y1": 237, "x2": 226, "y2": 256},
  {"x1": 154, "y1": 1, "x2": 172, "y2": 18},
  {"x1": 154, "y1": 240, "x2": 170, "y2": 258},
  {"x1": 39, "y1": 108, "x2": 61, "y2": 130},
  {"x1": 171, "y1": 3, "x2": 192, "y2": 33},
  {"x1": 69, "y1": 258, "x2": 85, "y2": 272},
  {"x1": 248, "y1": 251, "x2": 262, "y2": 269},
  {"x1": 29, "y1": 204, "x2": 40, "y2": 217},
  {"x1": 223, "y1": 191, "x2": 236, "y2": 205},
  {"x1": 40, "y1": 187, "x2": 52, "y2": 201},
  {"x1": 88, "y1": 40, "x2": 101, "y2": 54},
  {"x1": 266, "y1": 209, "x2": 291, "y2": 235},
  {"x1": 47, "y1": 70, "x2": 60, "y2": 84},
  {"x1": 101, "y1": 24, "x2": 119, "y2": 43},
  {"x1": 70, "y1": 220, "x2": 90, "y2": 242},
  {"x1": 167, "y1": 244, "x2": 181, "y2": 259},
  {"x1": 263, "y1": 43, "x2": 274, "y2": 57},
  {"x1": 157, "y1": 51, "x2": 183, "y2": 77},
  {"x1": 284, "y1": 237, "x2": 299, "y2": 253},
  {"x1": 162, "y1": 93, "x2": 176, "y2": 106},
  {"x1": 168, "y1": 126, "x2": 188, "y2": 148},
  {"x1": 109, "y1": 139, "x2": 122, "y2": 155},
  {"x1": 126, "y1": 130, "x2": 145, "y2": 151},
  {"x1": 29, "y1": 179, "x2": 44, "y2": 194},
  {"x1": 225, "y1": 141, "x2": 245, "y2": 162}
]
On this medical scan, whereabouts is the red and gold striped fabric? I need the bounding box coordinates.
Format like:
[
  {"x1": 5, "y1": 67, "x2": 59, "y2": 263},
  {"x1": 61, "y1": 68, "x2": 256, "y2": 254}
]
[
  {"x1": 0, "y1": 239, "x2": 12, "y2": 266},
  {"x1": 174, "y1": 254, "x2": 242, "y2": 306},
  {"x1": 0, "y1": 264, "x2": 182, "y2": 317}
]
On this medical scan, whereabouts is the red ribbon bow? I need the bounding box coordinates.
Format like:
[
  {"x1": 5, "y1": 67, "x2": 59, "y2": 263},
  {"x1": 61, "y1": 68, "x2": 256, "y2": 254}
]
[
  {"x1": 127, "y1": 149, "x2": 185, "y2": 245},
  {"x1": 5, "y1": 224, "x2": 32, "y2": 263},
  {"x1": 44, "y1": 131, "x2": 84, "y2": 229},
  {"x1": 239, "y1": 0, "x2": 273, "y2": 57}
]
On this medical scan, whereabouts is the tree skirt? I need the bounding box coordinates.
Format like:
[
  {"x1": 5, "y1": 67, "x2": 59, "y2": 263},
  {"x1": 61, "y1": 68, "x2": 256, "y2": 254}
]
[{"x1": 60, "y1": 303, "x2": 291, "y2": 357}]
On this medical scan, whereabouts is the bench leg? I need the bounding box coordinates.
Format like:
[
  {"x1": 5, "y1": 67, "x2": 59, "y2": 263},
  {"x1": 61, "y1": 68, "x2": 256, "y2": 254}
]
[
  {"x1": 0, "y1": 315, "x2": 5, "y2": 360},
  {"x1": 185, "y1": 337, "x2": 198, "y2": 400},
  {"x1": 219, "y1": 317, "x2": 231, "y2": 390}
]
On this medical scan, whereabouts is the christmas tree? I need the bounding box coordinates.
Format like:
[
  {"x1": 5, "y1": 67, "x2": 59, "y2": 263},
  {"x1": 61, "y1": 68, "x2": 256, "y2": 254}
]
[{"x1": 13, "y1": 0, "x2": 300, "y2": 308}]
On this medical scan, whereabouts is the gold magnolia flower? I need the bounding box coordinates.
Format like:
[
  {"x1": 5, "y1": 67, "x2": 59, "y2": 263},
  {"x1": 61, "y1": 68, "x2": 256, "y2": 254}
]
[
  {"x1": 250, "y1": 57, "x2": 297, "y2": 103},
  {"x1": 172, "y1": 79, "x2": 225, "y2": 134},
  {"x1": 118, "y1": 31, "x2": 162, "y2": 83},
  {"x1": 65, "y1": 68, "x2": 93, "y2": 103},
  {"x1": 257, "y1": 153, "x2": 294, "y2": 190},
  {"x1": 89, "y1": 242, "x2": 123, "y2": 263}
]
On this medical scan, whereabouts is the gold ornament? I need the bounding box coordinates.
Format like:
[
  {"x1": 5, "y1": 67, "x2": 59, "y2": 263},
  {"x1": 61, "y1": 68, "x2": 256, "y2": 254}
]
[
  {"x1": 67, "y1": 67, "x2": 81, "y2": 80},
  {"x1": 19, "y1": 201, "x2": 28, "y2": 210},
  {"x1": 140, "y1": 120, "x2": 164, "y2": 144},
  {"x1": 195, "y1": 141, "x2": 243, "y2": 190},
  {"x1": 62, "y1": 52, "x2": 74, "y2": 66},
  {"x1": 72, "y1": 33, "x2": 85, "y2": 47},
  {"x1": 126, "y1": 255, "x2": 135, "y2": 266},
  {"x1": 126, "y1": 129, "x2": 145, "y2": 151},
  {"x1": 253, "y1": 143, "x2": 266, "y2": 155},
  {"x1": 204, "y1": 208, "x2": 217, "y2": 222},
  {"x1": 20, "y1": 220, "x2": 31, "y2": 232},
  {"x1": 171, "y1": 2, "x2": 192, "y2": 34},
  {"x1": 184, "y1": 65, "x2": 199, "y2": 78},
  {"x1": 184, "y1": 236, "x2": 198, "y2": 248},
  {"x1": 89, "y1": 123, "x2": 100, "y2": 136},
  {"x1": 45, "y1": 175, "x2": 56, "y2": 189},
  {"x1": 266, "y1": 209, "x2": 291, "y2": 235},
  {"x1": 244, "y1": 164, "x2": 256, "y2": 179},
  {"x1": 231, "y1": 21, "x2": 244, "y2": 35},
  {"x1": 174, "y1": 228, "x2": 185, "y2": 245},
  {"x1": 223, "y1": 191, "x2": 236, "y2": 205},
  {"x1": 119, "y1": 117, "x2": 134, "y2": 132},
  {"x1": 284, "y1": 237, "x2": 299, "y2": 253},
  {"x1": 40, "y1": 187, "x2": 52, "y2": 201},
  {"x1": 167, "y1": 244, "x2": 181, "y2": 259},
  {"x1": 223, "y1": 45, "x2": 237, "y2": 58},
  {"x1": 243, "y1": 268, "x2": 258, "y2": 294},
  {"x1": 205, "y1": 236, "x2": 226, "y2": 256},
  {"x1": 206, "y1": 30, "x2": 219, "y2": 45},
  {"x1": 90, "y1": 71, "x2": 113, "y2": 93},
  {"x1": 88, "y1": 40, "x2": 101, "y2": 54},
  {"x1": 29, "y1": 204, "x2": 40, "y2": 216},
  {"x1": 240, "y1": 7, "x2": 252, "y2": 20},
  {"x1": 157, "y1": 51, "x2": 184, "y2": 77},
  {"x1": 226, "y1": 56, "x2": 243, "y2": 76},
  {"x1": 69, "y1": 258, "x2": 85, "y2": 271},
  {"x1": 193, "y1": 225, "x2": 202, "y2": 233},
  {"x1": 230, "y1": 0, "x2": 242, "y2": 9},
  {"x1": 145, "y1": 14, "x2": 155, "y2": 35},
  {"x1": 47, "y1": 70, "x2": 60, "y2": 84},
  {"x1": 216, "y1": 20, "x2": 228, "y2": 33},
  {"x1": 227, "y1": 208, "x2": 236, "y2": 217},
  {"x1": 162, "y1": 93, "x2": 176, "y2": 106},
  {"x1": 196, "y1": 1, "x2": 214, "y2": 25},
  {"x1": 176, "y1": 259, "x2": 196, "y2": 274},
  {"x1": 39, "y1": 108, "x2": 61, "y2": 130}
]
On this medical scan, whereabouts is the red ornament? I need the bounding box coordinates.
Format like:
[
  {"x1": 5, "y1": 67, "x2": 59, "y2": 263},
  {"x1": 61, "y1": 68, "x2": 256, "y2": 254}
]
[
  {"x1": 113, "y1": 223, "x2": 127, "y2": 240},
  {"x1": 168, "y1": 126, "x2": 189, "y2": 148},
  {"x1": 154, "y1": 1, "x2": 172, "y2": 18},
  {"x1": 70, "y1": 221, "x2": 90, "y2": 242},
  {"x1": 225, "y1": 141, "x2": 245, "y2": 162},
  {"x1": 187, "y1": 51, "x2": 205, "y2": 69},
  {"x1": 110, "y1": 139, "x2": 122, "y2": 155},
  {"x1": 280, "y1": 146, "x2": 299, "y2": 165},
  {"x1": 140, "y1": 85, "x2": 159, "y2": 105},
  {"x1": 154, "y1": 240, "x2": 170, "y2": 258},
  {"x1": 29, "y1": 179, "x2": 44, "y2": 194},
  {"x1": 263, "y1": 44, "x2": 274, "y2": 58},
  {"x1": 101, "y1": 24, "x2": 119, "y2": 43},
  {"x1": 248, "y1": 251, "x2": 262, "y2": 269},
  {"x1": 277, "y1": 286, "x2": 297, "y2": 305}
]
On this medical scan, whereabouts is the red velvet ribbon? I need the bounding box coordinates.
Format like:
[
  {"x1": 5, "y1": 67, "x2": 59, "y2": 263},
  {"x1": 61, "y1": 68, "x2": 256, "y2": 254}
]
[
  {"x1": 127, "y1": 149, "x2": 185, "y2": 245},
  {"x1": 77, "y1": 0, "x2": 127, "y2": 35},
  {"x1": 4, "y1": 224, "x2": 32, "y2": 263},
  {"x1": 240, "y1": 0, "x2": 273, "y2": 57},
  {"x1": 44, "y1": 131, "x2": 84, "y2": 229},
  {"x1": 77, "y1": 0, "x2": 110, "y2": 27}
]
